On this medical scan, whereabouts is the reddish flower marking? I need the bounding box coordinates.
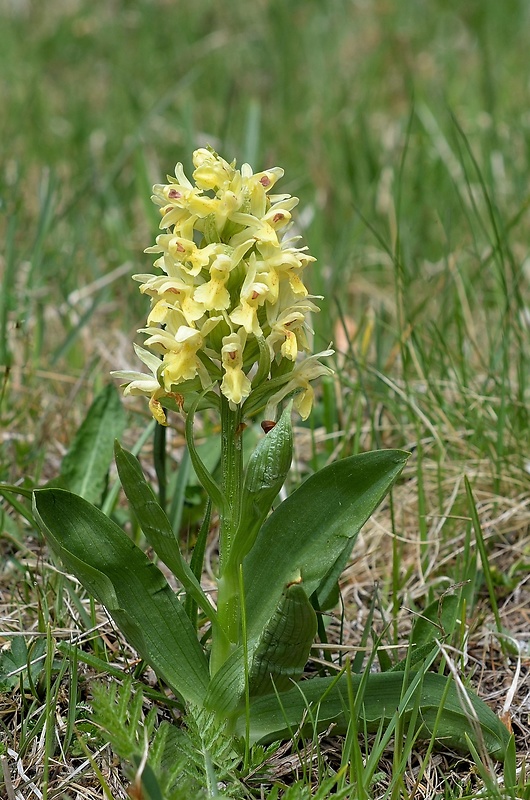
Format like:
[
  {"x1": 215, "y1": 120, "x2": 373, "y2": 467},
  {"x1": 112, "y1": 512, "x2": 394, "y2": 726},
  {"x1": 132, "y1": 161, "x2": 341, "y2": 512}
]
[
  {"x1": 260, "y1": 175, "x2": 271, "y2": 187},
  {"x1": 168, "y1": 189, "x2": 182, "y2": 199},
  {"x1": 228, "y1": 350, "x2": 237, "y2": 360},
  {"x1": 176, "y1": 242, "x2": 185, "y2": 252},
  {"x1": 273, "y1": 213, "x2": 284, "y2": 223},
  {"x1": 251, "y1": 290, "x2": 260, "y2": 300},
  {"x1": 261, "y1": 420, "x2": 276, "y2": 433},
  {"x1": 169, "y1": 391, "x2": 185, "y2": 410}
]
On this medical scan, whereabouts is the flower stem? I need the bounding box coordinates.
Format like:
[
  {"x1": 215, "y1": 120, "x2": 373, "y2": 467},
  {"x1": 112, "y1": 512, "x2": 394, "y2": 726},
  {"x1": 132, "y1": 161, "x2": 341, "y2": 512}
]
[
  {"x1": 211, "y1": 396, "x2": 244, "y2": 674},
  {"x1": 218, "y1": 395, "x2": 243, "y2": 571}
]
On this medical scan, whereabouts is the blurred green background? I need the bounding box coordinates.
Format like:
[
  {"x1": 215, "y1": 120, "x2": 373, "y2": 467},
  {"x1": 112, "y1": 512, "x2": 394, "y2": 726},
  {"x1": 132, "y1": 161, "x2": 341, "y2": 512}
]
[{"x1": 1, "y1": 0, "x2": 529, "y2": 482}]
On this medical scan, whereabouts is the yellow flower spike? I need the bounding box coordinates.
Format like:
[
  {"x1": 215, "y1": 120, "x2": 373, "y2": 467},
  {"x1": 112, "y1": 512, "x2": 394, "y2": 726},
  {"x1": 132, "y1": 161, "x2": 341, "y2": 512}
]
[
  {"x1": 115, "y1": 149, "x2": 333, "y2": 421},
  {"x1": 220, "y1": 330, "x2": 252, "y2": 407}
]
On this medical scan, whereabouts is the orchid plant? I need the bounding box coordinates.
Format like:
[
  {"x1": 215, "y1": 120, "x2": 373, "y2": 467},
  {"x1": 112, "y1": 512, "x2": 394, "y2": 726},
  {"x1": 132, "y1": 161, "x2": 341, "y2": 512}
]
[{"x1": 33, "y1": 149, "x2": 509, "y2": 765}]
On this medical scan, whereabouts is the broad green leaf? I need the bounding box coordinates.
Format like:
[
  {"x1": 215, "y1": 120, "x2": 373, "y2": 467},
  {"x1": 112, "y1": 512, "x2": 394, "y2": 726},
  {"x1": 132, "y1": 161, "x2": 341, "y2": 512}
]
[
  {"x1": 204, "y1": 644, "x2": 246, "y2": 716},
  {"x1": 237, "y1": 671, "x2": 510, "y2": 760},
  {"x1": 227, "y1": 404, "x2": 293, "y2": 569},
  {"x1": 114, "y1": 442, "x2": 217, "y2": 627},
  {"x1": 313, "y1": 548, "x2": 352, "y2": 611},
  {"x1": 243, "y1": 450, "x2": 409, "y2": 641},
  {"x1": 33, "y1": 488, "x2": 209, "y2": 705},
  {"x1": 248, "y1": 582, "x2": 316, "y2": 696},
  {"x1": 205, "y1": 584, "x2": 317, "y2": 715},
  {"x1": 50, "y1": 384, "x2": 126, "y2": 505}
]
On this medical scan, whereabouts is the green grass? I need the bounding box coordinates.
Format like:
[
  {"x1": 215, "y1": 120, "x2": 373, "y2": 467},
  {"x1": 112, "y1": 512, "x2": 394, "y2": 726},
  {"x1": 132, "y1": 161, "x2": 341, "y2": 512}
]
[{"x1": 2, "y1": 0, "x2": 530, "y2": 796}]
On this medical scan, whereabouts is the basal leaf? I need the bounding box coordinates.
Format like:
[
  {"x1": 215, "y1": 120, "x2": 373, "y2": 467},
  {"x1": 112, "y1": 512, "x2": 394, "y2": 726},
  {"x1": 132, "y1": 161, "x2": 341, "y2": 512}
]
[
  {"x1": 238, "y1": 671, "x2": 510, "y2": 760},
  {"x1": 114, "y1": 442, "x2": 217, "y2": 626},
  {"x1": 33, "y1": 488, "x2": 209, "y2": 705},
  {"x1": 248, "y1": 583, "x2": 317, "y2": 696},
  {"x1": 204, "y1": 645, "x2": 246, "y2": 717},
  {"x1": 205, "y1": 584, "x2": 317, "y2": 715},
  {"x1": 243, "y1": 450, "x2": 409, "y2": 641}
]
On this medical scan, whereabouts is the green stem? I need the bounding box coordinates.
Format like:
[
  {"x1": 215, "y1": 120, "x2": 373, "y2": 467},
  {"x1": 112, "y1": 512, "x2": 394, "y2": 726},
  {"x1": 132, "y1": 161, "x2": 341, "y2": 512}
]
[
  {"x1": 218, "y1": 395, "x2": 243, "y2": 570},
  {"x1": 210, "y1": 396, "x2": 244, "y2": 674}
]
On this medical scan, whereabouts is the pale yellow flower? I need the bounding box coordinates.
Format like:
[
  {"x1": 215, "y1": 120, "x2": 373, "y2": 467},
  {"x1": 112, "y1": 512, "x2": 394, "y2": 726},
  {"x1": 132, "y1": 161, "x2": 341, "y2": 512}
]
[
  {"x1": 240, "y1": 163, "x2": 285, "y2": 218},
  {"x1": 110, "y1": 344, "x2": 168, "y2": 425},
  {"x1": 193, "y1": 240, "x2": 254, "y2": 311},
  {"x1": 201, "y1": 190, "x2": 243, "y2": 238},
  {"x1": 256, "y1": 239, "x2": 314, "y2": 299},
  {"x1": 192, "y1": 148, "x2": 235, "y2": 191},
  {"x1": 265, "y1": 291, "x2": 320, "y2": 360},
  {"x1": 229, "y1": 254, "x2": 269, "y2": 336},
  {"x1": 220, "y1": 330, "x2": 251, "y2": 407},
  {"x1": 266, "y1": 310, "x2": 307, "y2": 360},
  {"x1": 264, "y1": 350, "x2": 334, "y2": 420},
  {"x1": 192, "y1": 256, "x2": 232, "y2": 311},
  {"x1": 229, "y1": 196, "x2": 299, "y2": 248},
  {"x1": 146, "y1": 234, "x2": 216, "y2": 277},
  {"x1": 134, "y1": 274, "x2": 204, "y2": 326},
  {"x1": 161, "y1": 326, "x2": 204, "y2": 388},
  {"x1": 151, "y1": 164, "x2": 213, "y2": 223},
  {"x1": 142, "y1": 317, "x2": 221, "y2": 391}
]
